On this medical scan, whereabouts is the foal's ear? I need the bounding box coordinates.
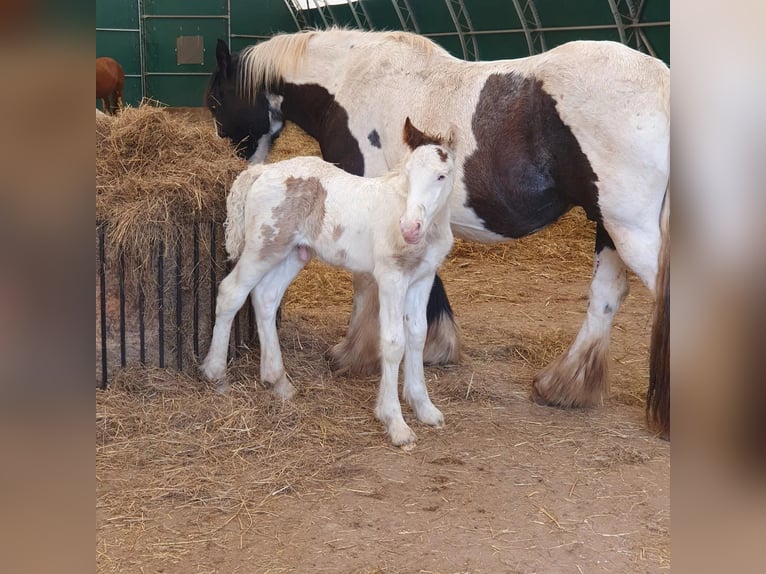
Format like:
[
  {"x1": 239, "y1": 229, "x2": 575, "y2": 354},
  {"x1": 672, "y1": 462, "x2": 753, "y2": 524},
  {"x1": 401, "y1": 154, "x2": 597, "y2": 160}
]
[
  {"x1": 216, "y1": 39, "x2": 231, "y2": 72},
  {"x1": 403, "y1": 116, "x2": 436, "y2": 150}
]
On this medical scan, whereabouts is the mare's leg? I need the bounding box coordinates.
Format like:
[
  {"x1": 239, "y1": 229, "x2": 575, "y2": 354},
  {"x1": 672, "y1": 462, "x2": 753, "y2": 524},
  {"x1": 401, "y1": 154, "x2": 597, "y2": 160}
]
[
  {"x1": 373, "y1": 275, "x2": 415, "y2": 446},
  {"x1": 201, "y1": 255, "x2": 271, "y2": 381},
  {"x1": 101, "y1": 98, "x2": 110, "y2": 115},
  {"x1": 403, "y1": 275, "x2": 444, "y2": 427},
  {"x1": 329, "y1": 272, "x2": 380, "y2": 375},
  {"x1": 330, "y1": 273, "x2": 461, "y2": 375},
  {"x1": 251, "y1": 251, "x2": 306, "y2": 400},
  {"x1": 532, "y1": 223, "x2": 629, "y2": 407}
]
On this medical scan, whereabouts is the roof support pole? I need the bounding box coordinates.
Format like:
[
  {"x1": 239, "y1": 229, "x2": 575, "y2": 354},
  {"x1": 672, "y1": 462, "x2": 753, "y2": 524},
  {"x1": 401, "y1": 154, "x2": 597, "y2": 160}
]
[
  {"x1": 443, "y1": 0, "x2": 480, "y2": 60},
  {"x1": 510, "y1": 0, "x2": 546, "y2": 55},
  {"x1": 390, "y1": 0, "x2": 421, "y2": 33}
]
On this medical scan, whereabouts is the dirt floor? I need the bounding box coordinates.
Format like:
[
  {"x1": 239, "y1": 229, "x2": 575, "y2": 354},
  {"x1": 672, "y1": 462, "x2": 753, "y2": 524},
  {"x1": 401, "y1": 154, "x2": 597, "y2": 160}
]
[{"x1": 96, "y1": 109, "x2": 669, "y2": 573}]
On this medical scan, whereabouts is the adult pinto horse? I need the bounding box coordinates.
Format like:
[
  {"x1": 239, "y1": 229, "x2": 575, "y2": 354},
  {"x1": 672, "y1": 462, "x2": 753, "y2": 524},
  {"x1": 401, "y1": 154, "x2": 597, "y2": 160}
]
[
  {"x1": 206, "y1": 30, "x2": 670, "y2": 438},
  {"x1": 96, "y1": 57, "x2": 125, "y2": 115}
]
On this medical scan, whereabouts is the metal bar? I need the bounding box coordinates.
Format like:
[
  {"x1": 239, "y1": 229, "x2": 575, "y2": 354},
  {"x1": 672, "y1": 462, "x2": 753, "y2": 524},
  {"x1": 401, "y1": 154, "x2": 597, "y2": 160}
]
[
  {"x1": 390, "y1": 0, "x2": 420, "y2": 34},
  {"x1": 144, "y1": 72, "x2": 214, "y2": 76},
  {"x1": 99, "y1": 224, "x2": 108, "y2": 389},
  {"x1": 230, "y1": 34, "x2": 274, "y2": 40},
  {"x1": 210, "y1": 221, "x2": 218, "y2": 342},
  {"x1": 356, "y1": 0, "x2": 375, "y2": 29},
  {"x1": 637, "y1": 28, "x2": 657, "y2": 57},
  {"x1": 346, "y1": 0, "x2": 363, "y2": 28},
  {"x1": 232, "y1": 260, "x2": 241, "y2": 355},
  {"x1": 119, "y1": 252, "x2": 126, "y2": 367},
  {"x1": 138, "y1": 284, "x2": 146, "y2": 365},
  {"x1": 282, "y1": 0, "x2": 304, "y2": 30},
  {"x1": 158, "y1": 240, "x2": 165, "y2": 368},
  {"x1": 524, "y1": 0, "x2": 546, "y2": 52},
  {"x1": 510, "y1": 0, "x2": 535, "y2": 55},
  {"x1": 606, "y1": 0, "x2": 628, "y2": 44},
  {"x1": 227, "y1": 0, "x2": 231, "y2": 48},
  {"x1": 419, "y1": 21, "x2": 669, "y2": 38},
  {"x1": 137, "y1": 0, "x2": 146, "y2": 99},
  {"x1": 142, "y1": 15, "x2": 229, "y2": 20},
  {"x1": 176, "y1": 241, "x2": 183, "y2": 370},
  {"x1": 96, "y1": 28, "x2": 140, "y2": 32},
  {"x1": 444, "y1": 0, "x2": 479, "y2": 60},
  {"x1": 193, "y1": 222, "x2": 200, "y2": 358},
  {"x1": 310, "y1": 0, "x2": 331, "y2": 28}
]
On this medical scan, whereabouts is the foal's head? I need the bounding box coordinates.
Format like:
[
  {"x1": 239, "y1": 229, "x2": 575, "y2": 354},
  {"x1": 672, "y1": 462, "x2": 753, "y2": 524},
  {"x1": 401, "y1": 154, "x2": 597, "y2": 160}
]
[
  {"x1": 400, "y1": 117, "x2": 455, "y2": 244},
  {"x1": 206, "y1": 40, "x2": 283, "y2": 162}
]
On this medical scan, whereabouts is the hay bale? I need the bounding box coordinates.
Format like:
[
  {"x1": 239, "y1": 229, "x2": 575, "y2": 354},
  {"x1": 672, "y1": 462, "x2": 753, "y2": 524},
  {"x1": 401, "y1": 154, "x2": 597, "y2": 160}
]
[
  {"x1": 96, "y1": 101, "x2": 246, "y2": 271},
  {"x1": 267, "y1": 121, "x2": 321, "y2": 163}
]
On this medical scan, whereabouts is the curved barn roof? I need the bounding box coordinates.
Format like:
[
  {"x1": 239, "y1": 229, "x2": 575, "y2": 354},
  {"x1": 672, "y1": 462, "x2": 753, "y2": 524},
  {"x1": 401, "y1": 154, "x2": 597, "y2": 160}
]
[{"x1": 243, "y1": 1, "x2": 669, "y2": 65}]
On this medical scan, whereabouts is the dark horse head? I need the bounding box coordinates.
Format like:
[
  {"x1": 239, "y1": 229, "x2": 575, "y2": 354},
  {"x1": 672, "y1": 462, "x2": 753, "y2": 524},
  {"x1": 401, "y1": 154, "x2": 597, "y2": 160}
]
[{"x1": 206, "y1": 39, "x2": 283, "y2": 163}]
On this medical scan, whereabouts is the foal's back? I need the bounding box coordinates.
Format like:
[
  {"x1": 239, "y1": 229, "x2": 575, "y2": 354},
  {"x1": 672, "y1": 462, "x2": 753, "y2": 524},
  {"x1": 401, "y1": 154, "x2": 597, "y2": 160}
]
[{"x1": 245, "y1": 156, "x2": 407, "y2": 271}]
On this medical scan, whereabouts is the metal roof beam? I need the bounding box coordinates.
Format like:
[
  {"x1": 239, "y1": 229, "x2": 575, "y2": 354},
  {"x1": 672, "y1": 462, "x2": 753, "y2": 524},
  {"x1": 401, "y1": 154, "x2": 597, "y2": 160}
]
[
  {"x1": 283, "y1": 0, "x2": 306, "y2": 30},
  {"x1": 443, "y1": 0, "x2": 480, "y2": 61},
  {"x1": 608, "y1": 0, "x2": 657, "y2": 56},
  {"x1": 310, "y1": 0, "x2": 336, "y2": 28},
  {"x1": 510, "y1": 0, "x2": 546, "y2": 55},
  {"x1": 347, "y1": 0, "x2": 374, "y2": 29},
  {"x1": 390, "y1": 0, "x2": 420, "y2": 34}
]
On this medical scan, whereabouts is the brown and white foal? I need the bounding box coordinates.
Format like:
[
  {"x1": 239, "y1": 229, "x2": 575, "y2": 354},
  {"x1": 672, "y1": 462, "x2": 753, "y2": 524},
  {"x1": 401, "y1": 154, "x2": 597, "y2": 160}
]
[{"x1": 202, "y1": 118, "x2": 455, "y2": 446}]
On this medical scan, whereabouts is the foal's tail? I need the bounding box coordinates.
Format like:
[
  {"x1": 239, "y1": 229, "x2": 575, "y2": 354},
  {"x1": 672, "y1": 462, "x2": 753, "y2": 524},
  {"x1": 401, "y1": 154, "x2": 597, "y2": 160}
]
[
  {"x1": 224, "y1": 165, "x2": 266, "y2": 260},
  {"x1": 647, "y1": 185, "x2": 670, "y2": 439}
]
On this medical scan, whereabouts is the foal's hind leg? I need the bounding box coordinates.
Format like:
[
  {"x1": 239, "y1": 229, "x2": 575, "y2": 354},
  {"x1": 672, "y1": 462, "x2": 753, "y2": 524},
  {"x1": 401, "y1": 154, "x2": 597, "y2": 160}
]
[
  {"x1": 532, "y1": 224, "x2": 629, "y2": 408},
  {"x1": 201, "y1": 256, "x2": 270, "y2": 381},
  {"x1": 251, "y1": 252, "x2": 306, "y2": 400}
]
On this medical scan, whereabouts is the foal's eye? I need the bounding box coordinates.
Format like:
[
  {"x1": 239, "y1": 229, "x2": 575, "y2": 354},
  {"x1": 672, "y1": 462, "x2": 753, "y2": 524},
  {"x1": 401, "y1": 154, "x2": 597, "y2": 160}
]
[{"x1": 437, "y1": 174, "x2": 446, "y2": 181}]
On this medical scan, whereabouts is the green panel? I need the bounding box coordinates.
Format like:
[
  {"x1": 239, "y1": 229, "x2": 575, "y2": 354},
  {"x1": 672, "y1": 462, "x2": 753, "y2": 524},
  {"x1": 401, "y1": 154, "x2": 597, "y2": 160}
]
[
  {"x1": 429, "y1": 35, "x2": 464, "y2": 60},
  {"x1": 145, "y1": 75, "x2": 210, "y2": 107},
  {"x1": 542, "y1": 28, "x2": 623, "y2": 51},
  {"x1": 535, "y1": 0, "x2": 614, "y2": 27},
  {"x1": 475, "y1": 33, "x2": 533, "y2": 61},
  {"x1": 230, "y1": 0, "x2": 297, "y2": 36},
  {"x1": 467, "y1": 0, "x2": 522, "y2": 31},
  {"x1": 143, "y1": 18, "x2": 227, "y2": 72},
  {"x1": 359, "y1": 0, "x2": 401, "y2": 30},
  {"x1": 326, "y1": 4, "x2": 360, "y2": 28},
  {"x1": 410, "y1": 3, "x2": 453, "y2": 35},
  {"x1": 643, "y1": 26, "x2": 670, "y2": 65},
  {"x1": 96, "y1": 29, "x2": 141, "y2": 75},
  {"x1": 643, "y1": 0, "x2": 671, "y2": 22},
  {"x1": 143, "y1": 0, "x2": 226, "y2": 16},
  {"x1": 96, "y1": 0, "x2": 138, "y2": 29}
]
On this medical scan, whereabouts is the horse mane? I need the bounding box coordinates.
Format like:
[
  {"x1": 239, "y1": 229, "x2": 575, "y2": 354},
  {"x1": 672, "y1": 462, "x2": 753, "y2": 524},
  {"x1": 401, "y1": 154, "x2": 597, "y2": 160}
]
[
  {"x1": 238, "y1": 28, "x2": 448, "y2": 103},
  {"x1": 239, "y1": 30, "x2": 316, "y2": 99}
]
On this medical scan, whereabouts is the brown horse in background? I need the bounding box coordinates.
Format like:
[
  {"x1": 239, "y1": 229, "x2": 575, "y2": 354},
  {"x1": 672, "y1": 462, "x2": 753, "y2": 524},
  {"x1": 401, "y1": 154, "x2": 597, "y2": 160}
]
[{"x1": 96, "y1": 57, "x2": 125, "y2": 115}]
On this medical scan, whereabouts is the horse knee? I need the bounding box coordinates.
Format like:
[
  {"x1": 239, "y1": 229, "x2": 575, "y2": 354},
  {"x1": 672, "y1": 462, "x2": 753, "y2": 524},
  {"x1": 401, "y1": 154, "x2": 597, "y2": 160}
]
[{"x1": 380, "y1": 332, "x2": 405, "y2": 363}]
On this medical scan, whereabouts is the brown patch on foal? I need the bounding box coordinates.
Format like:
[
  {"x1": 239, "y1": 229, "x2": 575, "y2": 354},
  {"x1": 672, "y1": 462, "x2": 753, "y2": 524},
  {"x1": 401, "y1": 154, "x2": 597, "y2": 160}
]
[
  {"x1": 332, "y1": 224, "x2": 345, "y2": 241},
  {"x1": 259, "y1": 176, "x2": 327, "y2": 261}
]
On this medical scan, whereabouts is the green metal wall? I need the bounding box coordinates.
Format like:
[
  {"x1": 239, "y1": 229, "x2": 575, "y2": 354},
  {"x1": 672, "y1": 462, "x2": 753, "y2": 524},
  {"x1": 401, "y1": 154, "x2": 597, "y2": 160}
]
[{"x1": 96, "y1": 1, "x2": 669, "y2": 108}]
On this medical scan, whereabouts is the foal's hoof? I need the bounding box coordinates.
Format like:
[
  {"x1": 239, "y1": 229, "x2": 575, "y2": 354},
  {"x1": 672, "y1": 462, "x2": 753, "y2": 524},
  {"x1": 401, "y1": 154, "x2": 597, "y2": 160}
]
[
  {"x1": 268, "y1": 373, "x2": 297, "y2": 400},
  {"x1": 387, "y1": 422, "x2": 417, "y2": 447}
]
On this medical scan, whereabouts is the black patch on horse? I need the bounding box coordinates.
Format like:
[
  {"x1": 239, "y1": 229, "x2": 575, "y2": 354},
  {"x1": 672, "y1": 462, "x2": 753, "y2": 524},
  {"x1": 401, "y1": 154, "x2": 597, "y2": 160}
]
[
  {"x1": 206, "y1": 42, "x2": 272, "y2": 160},
  {"x1": 368, "y1": 129, "x2": 381, "y2": 148},
  {"x1": 463, "y1": 73, "x2": 600, "y2": 239},
  {"x1": 281, "y1": 83, "x2": 365, "y2": 176}
]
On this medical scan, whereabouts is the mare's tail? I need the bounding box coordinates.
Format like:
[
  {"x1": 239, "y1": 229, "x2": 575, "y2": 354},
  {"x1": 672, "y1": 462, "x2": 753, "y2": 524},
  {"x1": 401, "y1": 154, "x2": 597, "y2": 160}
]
[
  {"x1": 647, "y1": 185, "x2": 670, "y2": 439},
  {"x1": 224, "y1": 165, "x2": 266, "y2": 260}
]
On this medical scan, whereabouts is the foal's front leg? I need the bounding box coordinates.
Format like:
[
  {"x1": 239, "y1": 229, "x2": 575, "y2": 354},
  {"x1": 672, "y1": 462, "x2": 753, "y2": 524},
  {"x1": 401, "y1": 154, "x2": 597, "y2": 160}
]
[
  {"x1": 403, "y1": 274, "x2": 444, "y2": 427},
  {"x1": 374, "y1": 275, "x2": 416, "y2": 446}
]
